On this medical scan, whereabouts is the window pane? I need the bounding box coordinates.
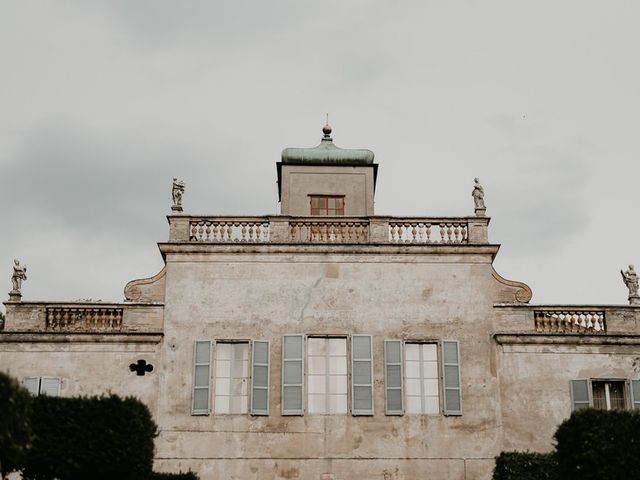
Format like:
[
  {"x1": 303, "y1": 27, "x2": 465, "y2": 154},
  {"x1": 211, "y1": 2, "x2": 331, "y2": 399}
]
[
  {"x1": 284, "y1": 336, "x2": 303, "y2": 358},
  {"x1": 609, "y1": 382, "x2": 626, "y2": 411},
  {"x1": 445, "y1": 389, "x2": 461, "y2": 412},
  {"x1": 354, "y1": 386, "x2": 372, "y2": 411},
  {"x1": 386, "y1": 365, "x2": 402, "y2": 388},
  {"x1": 386, "y1": 341, "x2": 401, "y2": 363},
  {"x1": 443, "y1": 342, "x2": 458, "y2": 364},
  {"x1": 215, "y1": 395, "x2": 230, "y2": 414},
  {"x1": 283, "y1": 386, "x2": 302, "y2": 410},
  {"x1": 592, "y1": 381, "x2": 606, "y2": 410},
  {"x1": 353, "y1": 361, "x2": 372, "y2": 385},
  {"x1": 231, "y1": 378, "x2": 246, "y2": 396},
  {"x1": 253, "y1": 365, "x2": 268, "y2": 387},
  {"x1": 405, "y1": 378, "x2": 421, "y2": 396},
  {"x1": 329, "y1": 395, "x2": 348, "y2": 414},
  {"x1": 328, "y1": 338, "x2": 347, "y2": 356},
  {"x1": 423, "y1": 361, "x2": 438, "y2": 379},
  {"x1": 215, "y1": 377, "x2": 230, "y2": 395},
  {"x1": 329, "y1": 375, "x2": 347, "y2": 395},
  {"x1": 252, "y1": 389, "x2": 268, "y2": 412},
  {"x1": 233, "y1": 344, "x2": 249, "y2": 361},
  {"x1": 329, "y1": 356, "x2": 347, "y2": 375},
  {"x1": 253, "y1": 342, "x2": 269, "y2": 364},
  {"x1": 308, "y1": 356, "x2": 326, "y2": 374},
  {"x1": 406, "y1": 396, "x2": 422, "y2": 414},
  {"x1": 195, "y1": 365, "x2": 211, "y2": 387},
  {"x1": 308, "y1": 394, "x2": 326, "y2": 414},
  {"x1": 215, "y1": 343, "x2": 231, "y2": 360},
  {"x1": 405, "y1": 361, "x2": 420, "y2": 378},
  {"x1": 232, "y1": 360, "x2": 249, "y2": 378},
  {"x1": 444, "y1": 366, "x2": 460, "y2": 388},
  {"x1": 405, "y1": 344, "x2": 420, "y2": 361},
  {"x1": 425, "y1": 396, "x2": 440, "y2": 414},
  {"x1": 284, "y1": 361, "x2": 302, "y2": 384},
  {"x1": 352, "y1": 336, "x2": 371, "y2": 359},
  {"x1": 193, "y1": 389, "x2": 209, "y2": 411},
  {"x1": 422, "y1": 344, "x2": 438, "y2": 361},
  {"x1": 215, "y1": 360, "x2": 231, "y2": 378},
  {"x1": 307, "y1": 338, "x2": 325, "y2": 355},
  {"x1": 424, "y1": 379, "x2": 439, "y2": 395},
  {"x1": 196, "y1": 341, "x2": 211, "y2": 363},
  {"x1": 387, "y1": 389, "x2": 402, "y2": 412},
  {"x1": 308, "y1": 375, "x2": 326, "y2": 394}
]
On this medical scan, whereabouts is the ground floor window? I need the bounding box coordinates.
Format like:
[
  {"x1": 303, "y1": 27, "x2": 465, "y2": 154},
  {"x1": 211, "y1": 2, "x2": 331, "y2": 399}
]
[
  {"x1": 571, "y1": 379, "x2": 640, "y2": 411},
  {"x1": 22, "y1": 377, "x2": 60, "y2": 396}
]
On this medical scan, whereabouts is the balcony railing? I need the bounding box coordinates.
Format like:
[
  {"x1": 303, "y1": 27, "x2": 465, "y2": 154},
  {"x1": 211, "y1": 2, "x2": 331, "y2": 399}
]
[
  {"x1": 170, "y1": 215, "x2": 489, "y2": 244},
  {"x1": 534, "y1": 309, "x2": 606, "y2": 334},
  {"x1": 46, "y1": 306, "x2": 124, "y2": 331}
]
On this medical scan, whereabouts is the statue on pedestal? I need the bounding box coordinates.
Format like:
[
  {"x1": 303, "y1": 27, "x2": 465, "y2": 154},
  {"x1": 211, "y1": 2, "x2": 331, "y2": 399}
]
[
  {"x1": 621, "y1": 265, "x2": 640, "y2": 305},
  {"x1": 472, "y1": 178, "x2": 486, "y2": 216},
  {"x1": 9, "y1": 259, "x2": 27, "y2": 300},
  {"x1": 171, "y1": 178, "x2": 185, "y2": 212}
]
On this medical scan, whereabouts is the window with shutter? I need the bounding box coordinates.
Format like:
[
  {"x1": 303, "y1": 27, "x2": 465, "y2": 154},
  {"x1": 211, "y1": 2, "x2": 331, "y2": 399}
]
[
  {"x1": 351, "y1": 335, "x2": 374, "y2": 416},
  {"x1": 307, "y1": 337, "x2": 347, "y2": 414},
  {"x1": 442, "y1": 340, "x2": 462, "y2": 416},
  {"x1": 192, "y1": 340, "x2": 212, "y2": 415},
  {"x1": 384, "y1": 340, "x2": 403, "y2": 415},
  {"x1": 251, "y1": 340, "x2": 270, "y2": 415},
  {"x1": 282, "y1": 335, "x2": 304, "y2": 415},
  {"x1": 214, "y1": 342, "x2": 250, "y2": 414},
  {"x1": 405, "y1": 343, "x2": 439, "y2": 414}
]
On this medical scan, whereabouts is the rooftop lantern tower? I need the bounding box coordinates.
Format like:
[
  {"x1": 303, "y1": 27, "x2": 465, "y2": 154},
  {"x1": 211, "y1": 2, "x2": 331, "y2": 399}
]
[{"x1": 277, "y1": 123, "x2": 378, "y2": 216}]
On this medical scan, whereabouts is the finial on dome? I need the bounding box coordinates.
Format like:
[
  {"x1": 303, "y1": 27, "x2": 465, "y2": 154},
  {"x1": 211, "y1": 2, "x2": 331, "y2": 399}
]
[{"x1": 323, "y1": 113, "x2": 332, "y2": 139}]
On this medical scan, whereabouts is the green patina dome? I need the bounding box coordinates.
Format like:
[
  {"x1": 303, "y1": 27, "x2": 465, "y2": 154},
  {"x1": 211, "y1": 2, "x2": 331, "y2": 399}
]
[{"x1": 281, "y1": 124, "x2": 375, "y2": 165}]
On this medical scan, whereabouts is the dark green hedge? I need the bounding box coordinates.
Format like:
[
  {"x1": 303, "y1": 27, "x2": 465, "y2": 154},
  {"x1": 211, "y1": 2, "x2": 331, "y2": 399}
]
[
  {"x1": 555, "y1": 408, "x2": 640, "y2": 480},
  {"x1": 23, "y1": 394, "x2": 158, "y2": 480},
  {"x1": 493, "y1": 451, "x2": 558, "y2": 480},
  {"x1": 0, "y1": 372, "x2": 33, "y2": 477},
  {"x1": 149, "y1": 471, "x2": 199, "y2": 480}
]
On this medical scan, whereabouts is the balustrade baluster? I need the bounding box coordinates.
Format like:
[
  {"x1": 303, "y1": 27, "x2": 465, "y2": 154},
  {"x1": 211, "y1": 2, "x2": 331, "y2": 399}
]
[
  {"x1": 411, "y1": 224, "x2": 417, "y2": 243},
  {"x1": 191, "y1": 223, "x2": 198, "y2": 240},
  {"x1": 204, "y1": 222, "x2": 211, "y2": 241},
  {"x1": 425, "y1": 224, "x2": 432, "y2": 243}
]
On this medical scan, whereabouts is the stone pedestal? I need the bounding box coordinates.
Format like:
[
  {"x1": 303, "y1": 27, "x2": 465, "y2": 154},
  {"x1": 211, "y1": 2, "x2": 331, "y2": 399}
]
[
  {"x1": 8, "y1": 291, "x2": 21, "y2": 302},
  {"x1": 475, "y1": 207, "x2": 486, "y2": 217},
  {"x1": 171, "y1": 205, "x2": 183, "y2": 212},
  {"x1": 629, "y1": 295, "x2": 640, "y2": 306}
]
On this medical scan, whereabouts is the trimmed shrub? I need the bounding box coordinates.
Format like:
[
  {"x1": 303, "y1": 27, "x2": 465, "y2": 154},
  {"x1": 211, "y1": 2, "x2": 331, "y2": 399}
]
[
  {"x1": 23, "y1": 394, "x2": 158, "y2": 480},
  {"x1": 149, "y1": 471, "x2": 199, "y2": 480},
  {"x1": 493, "y1": 451, "x2": 558, "y2": 480},
  {"x1": 555, "y1": 408, "x2": 640, "y2": 480},
  {"x1": 0, "y1": 372, "x2": 33, "y2": 477}
]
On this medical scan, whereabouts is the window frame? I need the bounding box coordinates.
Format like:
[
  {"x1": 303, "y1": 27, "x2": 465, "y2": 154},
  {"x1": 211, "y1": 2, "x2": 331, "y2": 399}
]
[
  {"x1": 403, "y1": 341, "x2": 441, "y2": 416},
  {"x1": 306, "y1": 335, "x2": 349, "y2": 416},
  {"x1": 212, "y1": 339, "x2": 251, "y2": 415},
  {"x1": 308, "y1": 195, "x2": 345, "y2": 216}
]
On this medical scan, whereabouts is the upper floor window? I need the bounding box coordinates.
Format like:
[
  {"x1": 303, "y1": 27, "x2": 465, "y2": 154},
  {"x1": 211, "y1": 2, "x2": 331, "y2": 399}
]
[
  {"x1": 310, "y1": 195, "x2": 345, "y2": 216},
  {"x1": 571, "y1": 379, "x2": 640, "y2": 411},
  {"x1": 22, "y1": 376, "x2": 60, "y2": 396}
]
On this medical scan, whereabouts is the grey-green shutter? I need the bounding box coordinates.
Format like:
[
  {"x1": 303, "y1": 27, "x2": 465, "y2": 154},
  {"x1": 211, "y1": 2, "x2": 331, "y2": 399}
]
[
  {"x1": 384, "y1": 340, "x2": 403, "y2": 415},
  {"x1": 251, "y1": 340, "x2": 270, "y2": 415},
  {"x1": 631, "y1": 380, "x2": 640, "y2": 410},
  {"x1": 40, "y1": 377, "x2": 60, "y2": 396},
  {"x1": 442, "y1": 340, "x2": 462, "y2": 416},
  {"x1": 570, "y1": 379, "x2": 591, "y2": 411},
  {"x1": 22, "y1": 377, "x2": 40, "y2": 396},
  {"x1": 192, "y1": 340, "x2": 212, "y2": 415},
  {"x1": 282, "y1": 335, "x2": 304, "y2": 415},
  {"x1": 352, "y1": 335, "x2": 374, "y2": 415}
]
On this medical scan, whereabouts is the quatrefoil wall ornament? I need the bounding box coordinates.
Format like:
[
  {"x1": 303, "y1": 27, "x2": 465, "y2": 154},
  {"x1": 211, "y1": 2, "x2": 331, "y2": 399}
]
[{"x1": 129, "y1": 359, "x2": 154, "y2": 376}]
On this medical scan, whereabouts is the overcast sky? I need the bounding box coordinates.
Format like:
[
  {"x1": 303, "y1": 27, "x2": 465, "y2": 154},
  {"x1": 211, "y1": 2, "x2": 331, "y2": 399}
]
[{"x1": 1, "y1": 1, "x2": 639, "y2": 309}]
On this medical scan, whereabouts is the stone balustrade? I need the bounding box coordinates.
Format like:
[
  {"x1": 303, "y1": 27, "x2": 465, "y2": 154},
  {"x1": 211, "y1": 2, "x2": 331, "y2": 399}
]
[
  {"x1": 289, "y1": 219, "x2": 370, "y2": 243},
  {"x1": 190, "y1": 218, "x2": 270, "y2": 242},
  {"x1": 534, "y1": 309, "x2": 606, "y2": 334},
  {"x1": 169, "y1": 215, "x2": 489, "y2": 244},
  {"x1": 388, "y1": 219, "x2": 468, "y2": 244},
  {"x1": 46, "y1": 306, "x2": 124, "y2": 331}
]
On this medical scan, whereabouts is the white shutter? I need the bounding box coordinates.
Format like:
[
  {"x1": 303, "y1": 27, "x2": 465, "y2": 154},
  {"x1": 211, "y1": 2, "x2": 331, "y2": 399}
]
[
  {"x1": 570, "y1": 379, "x2": 591, "y2": 411},
  {"x1": 22, "y1": 377, "x2": 40, "y2": 396},
  {"x1": 251, "y1": 340, "x2": 270, "y2": 415},
  {"x1": 442, "y1": 340, "x2": 462, "y2": 416},
  {"x1": 282, "y1": 335, "x2": 304, "y2": 415},
  {"x1": 631, "y1": 380, "x2": 640, "y2": 410},
  {"x1": 192, "y1": 340, "x2": 212, "y2": 415},
  {"x1": 351, "y1": 335, "x2": 373, "y2": 415},
  {"x1": 384, "y1": 340, "x2": 403, "y2": 415},
  {"x1": 39, "y1": 377, "x2": 61, "y2": 396}
]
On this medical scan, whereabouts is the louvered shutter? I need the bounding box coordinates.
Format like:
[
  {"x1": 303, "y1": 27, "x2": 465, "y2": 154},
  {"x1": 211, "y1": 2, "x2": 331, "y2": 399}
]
[
  {"x1": 192, "y1": 340, "x2": 212, "y2": 415},
  {"x1": 384, "y1": 340, "x2": 403, "y2": 415},
  {"x1": 442, "y1": 340, "x2": 462, "y2": 416},
  {"x1": 570, "y1": 379, "x2": 591, "y2": 411},
  {"x1": 22, "y1": 377, "x2": 40, "y2": 395},
  {"x1": 39, "y1": 377, "x2": 60, "y2": 396},
  {"x1": 282, "y1": 335, "x2": 304, "y2": 415},
  {"x1": 351, "y1": 335, "x2": 373, "y2": 415},
  {"x1": 251, "y1": 340, "x2": 270, "y2": 415},
  {"x1": 631, "y1": 380, "x2": 640, "y2": 410}
]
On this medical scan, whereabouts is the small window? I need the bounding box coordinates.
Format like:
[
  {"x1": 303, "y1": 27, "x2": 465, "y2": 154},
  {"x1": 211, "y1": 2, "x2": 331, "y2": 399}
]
[
  {"x1": 309, "y1": 196, "x2": 345, "y2": 216},
  {"x1": 571, "y1": 379, "x2": 637, "y2": 411},
  {"x1": 592, "y1": 381, "x2": 626, "y2": 411},
  {"x1": 22, "y1": 377, "x2": 60, "y2": 397}
]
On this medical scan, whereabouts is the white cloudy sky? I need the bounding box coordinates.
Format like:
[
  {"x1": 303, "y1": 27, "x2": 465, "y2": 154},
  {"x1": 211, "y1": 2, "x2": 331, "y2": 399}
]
[{"x1": 1, "y1": 1, "x2": 639, "y2": 309}]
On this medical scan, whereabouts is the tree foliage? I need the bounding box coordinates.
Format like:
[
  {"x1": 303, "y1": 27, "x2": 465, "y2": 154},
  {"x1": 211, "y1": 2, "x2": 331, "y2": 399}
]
[
  {"x1": 23, "y1": 394, "x2": 158, "y2": 480},
  {"x1": 493, "y1": 452, "x2": 558, "y2": 480},
  {"x1": 0, "y1": 372, "x2": 33, "y2": 477}
]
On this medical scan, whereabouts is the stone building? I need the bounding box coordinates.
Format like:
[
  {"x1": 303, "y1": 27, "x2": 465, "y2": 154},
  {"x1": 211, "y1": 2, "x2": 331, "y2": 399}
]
[{"x1": 3, "y1": 125, "x2": 640, "y2": 480}]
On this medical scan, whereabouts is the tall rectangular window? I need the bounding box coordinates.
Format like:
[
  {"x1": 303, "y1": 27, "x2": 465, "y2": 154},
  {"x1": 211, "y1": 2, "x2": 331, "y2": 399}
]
[
  {"x1": 405, "y1": 343, "x2": 440, "y2": 414},
  {"x1": 214, "y1": 342, "x2": 249, "y2": 414},
  {"x1": 307, "y1": 337, "x2": 348, "y2": 414},
  {"x1": 310, "y1": 195, "x2": 345, "y2": 216}
]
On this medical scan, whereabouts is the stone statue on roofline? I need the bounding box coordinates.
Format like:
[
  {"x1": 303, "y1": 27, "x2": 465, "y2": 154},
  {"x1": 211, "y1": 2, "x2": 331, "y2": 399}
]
[
  {"x1": 171, "y1": 178, "x2": 185, "y2": 212},
  {"x1": 621, "y1": 264, "x2": 640, "y2": 305},
  {"x1": 472, "y1": 178, "x2": 486, "y2": 216},
  {"x1": 9, "y1": 259, "x2": 27, "y2": 301}
]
